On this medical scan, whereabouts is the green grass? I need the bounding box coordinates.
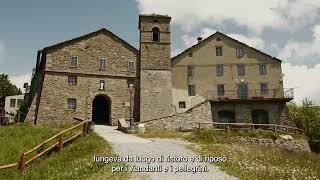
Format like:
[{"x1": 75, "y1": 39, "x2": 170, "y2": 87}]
[
  {"x1": 137, "y1": 128, "x2": 320, "y2": 179},
  {"x1": 0, "y1": 123, "x2": 130, "y2": 180}
]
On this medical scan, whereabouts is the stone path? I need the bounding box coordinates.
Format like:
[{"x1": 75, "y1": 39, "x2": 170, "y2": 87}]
[{"x1": 94, "y1": 125, "x2": 237, "y2": 180}]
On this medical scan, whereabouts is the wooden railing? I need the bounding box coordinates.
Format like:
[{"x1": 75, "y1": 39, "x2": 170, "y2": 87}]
[
  {"x1": 197, "y1": 122, "x2": 303, "y2": 134},
  {"x1": 0, "y1": 119, "x2": 90, "y2": 172}
]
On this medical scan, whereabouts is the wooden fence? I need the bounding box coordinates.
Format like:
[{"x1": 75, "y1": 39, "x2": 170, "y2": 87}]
[
  {"x1": 197, "y1": 122, "x2": 303, "y2": 134},
  {"x1": 0, "y1": 119, "x2": 90, "y2": 172}
]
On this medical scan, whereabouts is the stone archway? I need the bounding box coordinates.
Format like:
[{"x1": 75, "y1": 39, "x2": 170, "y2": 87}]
[{"x1": 92, "y1": 95, "x2": 111, "y2": 125}]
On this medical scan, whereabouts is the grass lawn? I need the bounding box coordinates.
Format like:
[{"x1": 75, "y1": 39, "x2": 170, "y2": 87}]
[
  {"x1": 0, "y1": 123, "x2": 130, "y2": 180},
  {"x1": 136, "y1": 128, "x2": 320, "y2": 179}
]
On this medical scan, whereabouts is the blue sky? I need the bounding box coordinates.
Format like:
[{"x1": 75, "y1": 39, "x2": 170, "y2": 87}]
[{"x1": 0, "y1": 0, "x2": 320, "y2": 104}]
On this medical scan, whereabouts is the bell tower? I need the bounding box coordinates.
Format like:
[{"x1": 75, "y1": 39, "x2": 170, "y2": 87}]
[{"x1": 138, "y1": 14, "x2": 173, "y2": 121}]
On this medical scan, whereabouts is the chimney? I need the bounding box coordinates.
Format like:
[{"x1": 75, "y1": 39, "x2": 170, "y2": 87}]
[{"x1": 197, "y1": 37, "x2": 202, "y2": 43}]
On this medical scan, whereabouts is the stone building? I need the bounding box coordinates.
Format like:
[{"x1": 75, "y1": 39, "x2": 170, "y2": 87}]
[{"x1": 24, "y1": 14, "x2": 295, "y2": 127}]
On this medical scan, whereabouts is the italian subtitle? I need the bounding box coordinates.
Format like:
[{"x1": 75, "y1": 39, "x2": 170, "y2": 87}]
[{"x1": 93, "y1": 155, "x2": 227, "y2": 174}]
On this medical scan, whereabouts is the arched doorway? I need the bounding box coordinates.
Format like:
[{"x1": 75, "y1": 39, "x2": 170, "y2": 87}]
[
  {"x1": 217, "y1": 110, "x2": 236, "y2": 123},
  {"x1": 92, "y1": 95, "x2": 111, "y2": 125},
  {"x1": 251, "y1": 109, "x2": 269, "y2": 124}
]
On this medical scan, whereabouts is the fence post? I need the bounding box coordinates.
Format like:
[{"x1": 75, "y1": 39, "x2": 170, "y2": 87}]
[
  {"x1": 19, "y1": 154, "x2": 26, "y2": 172},
  {"x1": 83, "y1": 122, "x2": 88, "y2": 136},
  {"x1": 227, "y1": 124, "x2": 230, "y2": 132},
  {"x1": 273, "y1": 125, "x2": 277, "y2": 132},
  {"x1": 251, "y1": 125, "x2": 254, "y2": 132},
  {"x1": 59, "y1": 134, "x2": 64, "y2": 151}
]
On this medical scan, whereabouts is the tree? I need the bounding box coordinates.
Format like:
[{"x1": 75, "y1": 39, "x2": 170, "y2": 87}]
[
  {"x1": 288, "y1": 99, "x2": 320, "y2": 152},
  {"x1": 0, "y1": 74, "x2": 22, "y2": 107}
]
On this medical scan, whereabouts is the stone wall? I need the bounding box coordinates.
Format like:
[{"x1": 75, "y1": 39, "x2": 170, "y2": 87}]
[
  {"x1": 224, "y1": 136, "x2": 310, "y2": 152},
  {"x1": 35, "y1": 72, "x2": 135, "y2": 125},
  {"x1": 27, "y1": 31, "x2": 139, "y2": 125},
  {"x1": 211, "y1": 101, "x2": 294, "y2": 125},
  {"x1": 143, "y1": 101, "x2": 212, "y2": 130}
]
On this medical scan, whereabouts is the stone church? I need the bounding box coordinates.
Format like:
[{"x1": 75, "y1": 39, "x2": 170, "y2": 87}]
[{"x1": 24, "y1": 14, "x2": 295, "y2": 128}]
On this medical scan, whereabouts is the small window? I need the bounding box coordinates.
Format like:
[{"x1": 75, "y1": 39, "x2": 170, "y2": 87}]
[
  {"x1": 259, "y1": 64, "x2": 267, "y2": 75},
  {"x1": 188, "y1": 52, "x2": 193, "y2": 57},
  {"x1": 236, "y1": 47, "x2": 244, "y2": 57},
  {"x1": 67, "y1": 98, "x2": 76, "y2": 110},
  {"x1": 70, "y1": 56, "x2": 78, "y2": 67},
  {"x1": 187, "y1": 66, "x2": 194, "y2": 77},
  {"x1": 17, "y1": 99, "x2": 23, "y2": 107},
  {"x1": 152, "y1": 27, "x2": 160, "y2": 42},
  {"x1": 237, "y1": 65, "x2": 245, "y2": 76},
  {"x1": 216, "y1": 47, "x2": 223, "y2": 56},
  {"x1": 188, "y1": 85, "x2": 196, "y2": 96},
  {"x1": 128, "y1": 61, "x2": 135, "y2": 72},
  {"x1": 68, "y1": 76, "x2": 77, "y2": 85},
  {"x1": 10, "y1": 99, "x2": 16, "y2": 108},
  {"x1": 100, "y1": 58, "x2": 107, "y2": 70},
  {"x1": 216, "y1": 65, "x2": 224, "y2": 76},
  {"x1": 217, "y1": 84, "x2": 225, "y2": 96},
  {"x1": 261, "y1": 83, "x2": 268, "y2": 94},
  {"x1": 100, "y1": 80, "x2": 105, "y2": 90},
  {"x1": 179, "y1": 101, "x2": 186, "y2": 108}
]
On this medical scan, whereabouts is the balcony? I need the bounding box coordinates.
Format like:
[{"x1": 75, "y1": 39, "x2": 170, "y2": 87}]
[{"x1": 205, "y1": 88, "x2": 294, "y2": 101}]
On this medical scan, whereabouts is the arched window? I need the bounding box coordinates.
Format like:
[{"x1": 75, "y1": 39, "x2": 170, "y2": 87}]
[{"x1": 152, "y1": 27, "x2": 160, "y2": 42}]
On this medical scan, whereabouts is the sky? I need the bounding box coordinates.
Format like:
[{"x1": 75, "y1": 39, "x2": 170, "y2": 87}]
[{"x1": 0, "y1": 0, "x2": 319, "y2": 104}]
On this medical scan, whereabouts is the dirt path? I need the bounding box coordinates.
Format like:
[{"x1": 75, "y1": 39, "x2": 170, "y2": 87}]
[{"x1": 94, "y1": 125, "x2": 237, "y2": 180}]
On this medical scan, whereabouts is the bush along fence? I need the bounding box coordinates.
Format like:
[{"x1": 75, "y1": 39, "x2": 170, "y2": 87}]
[{"x1": 0, "y1": 119, "x2": 90, "y2": 172}]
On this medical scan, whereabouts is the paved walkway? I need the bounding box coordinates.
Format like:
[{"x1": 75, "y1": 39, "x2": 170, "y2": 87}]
[{"x1": 94, "y1": 125, "x2": 237, "y2": 180}]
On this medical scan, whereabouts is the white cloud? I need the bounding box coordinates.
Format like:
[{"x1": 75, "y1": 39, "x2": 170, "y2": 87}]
[
  {"x1": 282, "y1": 63, "x2": 320, "y2": 105},
  {"x1": 136, "y1": 0, "x2": 320, "y2": 33},
  {"x1": 172, "y1": 48, "x2": 183, "y2": 57},
  {"x1": 10, "y1": 74, "x2": 32, "y2": 93},
  {"x1": 278, "y1": 24, "x2": 320, "y2": 65}
]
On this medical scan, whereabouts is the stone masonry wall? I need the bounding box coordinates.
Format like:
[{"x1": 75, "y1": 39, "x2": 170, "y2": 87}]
[
  {"x1": 36, "y1": 72, "x2": 135, "y2": 125},
  {"x1": 143, "y1": 101, "x2": 212, "y2": 130},
  {"x1": 32, "y1": 31, "x2": 138, "y2": 125}
]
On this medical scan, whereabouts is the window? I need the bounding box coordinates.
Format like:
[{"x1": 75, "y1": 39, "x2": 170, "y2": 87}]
[
  {"x1": 128, "y1": 61, "x2": 135, "y2": 72},
  {"x1": 216, "y1": 47, "x2": 223, "y2": 56},
  {"x1": 259, "y1": 64, "x2": 267, "y2": 75},
  {"x1": 188, "y1": 52, "x2": 193, "y2": 57},
  {"x1": 188, "y1": 85, "x2": 196, "y2": 96},
  {"x1": 10, "y1": 99, "x2": 16, "y2": 108},
  {"x1": 236, "y1": 47, "x2": 244, "y2": 57},
  {"x1": 100, "y1": 80, "x2": 105, "y2": 90},
  {"x1": 68, "y1": 76, "x2": 77, "y2": 85},
  {"x1": 69, "y1": 56, "x2": 78, "y2": 67},
  {"x1": 237, "y1": 65, "x2": 245, "y2": 76},
  {"x1": 187, "y1": 66, "x2": 194, "y2": 77},
  {"x1": 152, "y1": 27, "x2": 160, "y2": 42},
  {"x1": 100, "y1": 58, "x2": 107, "y2": 70},
  {"x1": 67, "y1": 98, "x2": 76, "y2": 110},
  {"x1": 216, "y1": 65, "x2": 224, "y2": 76},
  {"x1": 217, "y1": 84, "x2": 225, "y2": 96},
  {"x1": 179, "y1": 101, "x2": 186, "y2": 108},
  {"x1": 261, "y1": 83, "x2": 268, "y2": 94},
  {"x1": 17, "y1": 99, "x2": 23, "y2": 107}
]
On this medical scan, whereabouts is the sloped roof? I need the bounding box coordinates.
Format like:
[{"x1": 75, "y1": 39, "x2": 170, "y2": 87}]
[
  {"x1": 171, "y1": 31, "x2": 282, "y2": 63},
  {"x1": 42, "y1": 28, "x2": 138, "y2": 53}
]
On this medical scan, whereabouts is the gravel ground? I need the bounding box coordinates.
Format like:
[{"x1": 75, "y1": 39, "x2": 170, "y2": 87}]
[{"x1": 94, "y1": 125, "x2": 237, "y2": 180}]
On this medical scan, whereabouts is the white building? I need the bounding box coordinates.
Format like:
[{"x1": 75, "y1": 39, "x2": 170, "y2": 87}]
[{"x1": 4, "y1": 94, "x2": 24, "y2": 114}]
